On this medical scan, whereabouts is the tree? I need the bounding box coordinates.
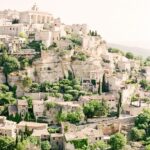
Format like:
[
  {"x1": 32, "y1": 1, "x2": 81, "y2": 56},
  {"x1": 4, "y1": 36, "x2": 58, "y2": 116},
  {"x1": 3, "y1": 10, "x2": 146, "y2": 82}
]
[
  {"x1": 58, "y1": 110, "x2": 85, "y2": 124},
  {"x1": 130, "y1": 127, "x2": 146, "y2": 141},
  {"x1": 126, "y1": 52, "x2": 134, "y2": 59},
  {"x1": 22, "y1": 76, "x2": 32, "y2": 90},
  {"x1": 30, "y1": 83, "x2": 40, "y2": 92},
  {"x1": 3, "y1": 56, "x2": 20, "y2": 84},
  {"x1": 102, "y1": 73, "x2": 109, "y2": 92},
  {"x1": 117, "y1": 91, "x2": 122, "y2": 118},
  {"x1": 83, "y1": 99, "x2": 109, "y2": 118},
  {"x1": 27, "y1": 40, "x2": 47, "y2": 52},
  {"x1": 140, "y1": 80, "x2": 148, "y2": 89},
  {"x1": 19, "y1": 32, "x2": 27, "y2": 38},
  {"x1": 145, "y1": 144, "x2": 150, "y2": 150},
  {"x1": 91, "y1": 140, "x2": 108, "y2": 150},
  {"x1": 109, "y1": 133, "x2": 126, "y2": 150},
  {"x1": 98, "y1": 80, "x2": 102, "y2": 95},
  {"x1": 41, "y1": 141, "x2": 51, "y2": 150},
  {"x1": 0, "y1": 84, "x2": 9, "y2": 92},
  {"x1": 19, "y1": 57, "x2": 30, "y2": 69},
  {"x1": 63, "y1": 93, "x2": 73, "y2": 101},
  {"x1": 135, "y1": 109, "x2": 150, "y2": 133},
  {"x1": 12, "y1": 19, "x2": 19, "y2": 24},
  {"x1": 0, "y1": 136, "x2": 15, "y2": 150}
]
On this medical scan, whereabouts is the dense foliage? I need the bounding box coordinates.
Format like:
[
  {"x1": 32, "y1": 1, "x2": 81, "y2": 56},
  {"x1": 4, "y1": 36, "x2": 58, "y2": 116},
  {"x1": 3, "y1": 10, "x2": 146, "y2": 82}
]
[
  {"x1": 109, "y1": 133, "x2": 126, "y2": 150},
  {"x1": 0, "y1": 136, "x2": 15, "y2": 150},
  {"x1": 83, "y1": 99, "x2": 109, "y2": 118},
  {"x1": 30, "y1": 78, "x2": 86, "y2": 101}
]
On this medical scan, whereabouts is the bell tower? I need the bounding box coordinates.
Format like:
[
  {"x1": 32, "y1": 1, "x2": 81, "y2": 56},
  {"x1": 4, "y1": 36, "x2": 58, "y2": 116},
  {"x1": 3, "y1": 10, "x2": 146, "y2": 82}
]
[{"x1": 31, "y1": 3, "x2": 39, "y2": 11}]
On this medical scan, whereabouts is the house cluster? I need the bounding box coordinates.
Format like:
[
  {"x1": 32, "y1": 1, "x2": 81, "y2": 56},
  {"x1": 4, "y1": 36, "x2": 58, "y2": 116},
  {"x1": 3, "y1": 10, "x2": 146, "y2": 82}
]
[{"x1": 0, "y1": 3, "x2": 149, "y2": 150}]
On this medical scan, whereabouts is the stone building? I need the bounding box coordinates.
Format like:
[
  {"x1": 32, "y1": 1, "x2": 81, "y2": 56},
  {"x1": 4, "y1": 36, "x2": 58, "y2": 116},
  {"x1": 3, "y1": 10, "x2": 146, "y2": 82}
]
[
  {"x1": 117, "y1": 57, "x2": 131, "y2": 72},
  {"x1": 33, "y1": 100, "x2": 44, "y2": 118},
  {"x1": 17, "y1": 121, "x2": 48, "y2": 132},
  {"x1": 0, "y1": 116, "x2": 16, "y2": 138},
  {"x1": 32, "y1": 128, "x2": 50, "y2": 140},
  {"x1": 50, "y1": 133, "x2": 64, "y2": 150},
  {"x1": 35, "y1": 30, "x2": 53, "y2": 47},
  {"x1": 20, "y1": 4, "x2": 53, "y2": 24},
  {"x1": 17, "y1": 100, "x2": 28, "y2": 117},
  {"x1": 0, "y1": 24, "x2": 27, "y2": 36},
  {"x1": 45, "y1": 100, "x2": 83, "y2": 124}
]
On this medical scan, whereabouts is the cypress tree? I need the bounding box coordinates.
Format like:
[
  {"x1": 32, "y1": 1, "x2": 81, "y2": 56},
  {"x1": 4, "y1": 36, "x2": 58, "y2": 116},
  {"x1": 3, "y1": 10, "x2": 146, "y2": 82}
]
[
  {"x1": 102, "y1": 73, "x2": 109, "y2": 92},
  {"x1": 117, "y1": 91, "x2": 122, "y2": 118},
  {"x1": 98, "y1": 80, "x2": 102, "y2": 95}
]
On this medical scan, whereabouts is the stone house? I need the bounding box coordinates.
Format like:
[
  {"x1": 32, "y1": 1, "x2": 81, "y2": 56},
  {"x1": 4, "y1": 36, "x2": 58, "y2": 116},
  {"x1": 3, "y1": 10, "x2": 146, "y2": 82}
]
[
  {"x1": 50, "y1": 133, "x2": 64, "y2": 150},
  {"x1": 117, "y1": 57, "x2": 131, "y2": 72},
  {"x1": 107, "y1": 75, "x2": 123, "y2": 91},
  {"x1": 79, "y1": 94, "x2": 117, "y2": 110},
  {"x1": 44, "y1": 100, "x2": 83, "y2": 124},
  {"x1": 0, "y1": 24, "x2": 28, "y2": 36},
  {"x1": 0, "y1": 116, "x2": 16, "y2": 138},
  {"x1": 32, "y1": 128, "x2": 49, "y2": 140},
  {"x1": 17, "y1": 121, "x2": 48, "y2": 132},
  {"x1": 35, "y1": 30, "x2": 53, "y2": 48},
  {"x1": 64, "y1": 127, "x2": 103, "y2": 150},
  {"x1": 24, "y1": 92, "x2": 48, "y2": 100},
  {"x1": 17, "y1": 100, "x2": 28, "y2": 117},
  {"x1": 33, "y1": 100, "x2": 44, "y2": 118}
]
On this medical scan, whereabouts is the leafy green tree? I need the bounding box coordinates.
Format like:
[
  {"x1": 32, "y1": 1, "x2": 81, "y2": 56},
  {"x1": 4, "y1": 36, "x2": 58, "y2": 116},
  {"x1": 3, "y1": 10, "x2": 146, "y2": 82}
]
[
  {"x1": 135, "y1": 109, "x2": 150, "y2": 132},
  {"x1": 71, "y1": 139, "x2": 88, "y2": 149},
  {"x1": 109, "y1": 133, "x2": 126, "y2": 150},
  {"x1": 3, "y1": 56, "x2": 20, "y2": 84},
  {"x1": 0, "y1": 136, "x2": 15, "y2": 150},
  {"x1": 145, "y1": 144, "x2": 150, "y2": 150},
  {"x1": 19, "y1": 32, "x2": 27, "y2": 38},
  {"x1": 140, "y1": 80, "x2": 148, "y2": 89},
  {"x1": 108, "y1": 48, "x2": 120, "y2": 53},
  {"x1": 0, "y1": 84, "x2": 9, "y2": 92},
  {"x1": 63, "y1": 93, "x2": 73, "y2": 101},
  {"x1": 130, "y1": 127, "x2": 146, "y2": 141},
  {"x1": 22, "y1": 76, "x2": 32, "y2": 90},
  {"x1": 27, "y1": 40, "x2": 47, "y2": 52},
  {"x1": 126, "y1": 52, "x2": 134, "y2": 59},
  {"x1": 90, "y1": 140, "x2": 108, "y2": 150},
  {"x1": 40, "y1": 81, "x2": 52, "y2": 92},
  {"x1": 0, "y1": 92, "x2": 16, "y2": 105},
  {"x1": 58, "y1": 110, "x2": 84, "y2": 124},
  {"x1": 30, "y1": 83, "x2": 40, "y2": 92},
  {"x1": 83, "y1": 99, "x2": 109, "y2": 118},
  {"x1": 18, "y1": 57, "x2": 30, "y2": 69},
  {"x1": 41, "y1": 141, "x2": 51, "y2": 150}
]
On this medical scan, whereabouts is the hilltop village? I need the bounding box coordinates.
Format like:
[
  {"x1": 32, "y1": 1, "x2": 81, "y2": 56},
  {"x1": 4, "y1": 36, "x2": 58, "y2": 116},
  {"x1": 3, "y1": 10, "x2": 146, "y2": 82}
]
[{"x1": 0, "y1": 4, "x2": 150, "y2": 150}]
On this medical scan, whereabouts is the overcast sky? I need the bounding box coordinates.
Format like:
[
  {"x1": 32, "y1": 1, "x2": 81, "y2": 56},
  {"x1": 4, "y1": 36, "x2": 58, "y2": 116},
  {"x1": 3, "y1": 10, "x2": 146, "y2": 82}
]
[{"x1": 0, "y1": 0, "x2": 150, "y2": 48}]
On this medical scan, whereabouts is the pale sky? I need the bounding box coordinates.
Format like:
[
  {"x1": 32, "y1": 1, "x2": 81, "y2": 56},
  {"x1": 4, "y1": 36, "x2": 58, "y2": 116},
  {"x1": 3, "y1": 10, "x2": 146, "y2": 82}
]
[{"x1": 0, "y1": 0, "x2": 150, "y2": 48}]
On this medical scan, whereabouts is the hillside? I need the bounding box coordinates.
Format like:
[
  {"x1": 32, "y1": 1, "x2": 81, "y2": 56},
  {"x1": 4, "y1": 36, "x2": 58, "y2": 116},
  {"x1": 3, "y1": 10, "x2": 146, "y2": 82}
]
[{"x1": 108, "y1": 43, "x2": 150, "y2": 58}]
